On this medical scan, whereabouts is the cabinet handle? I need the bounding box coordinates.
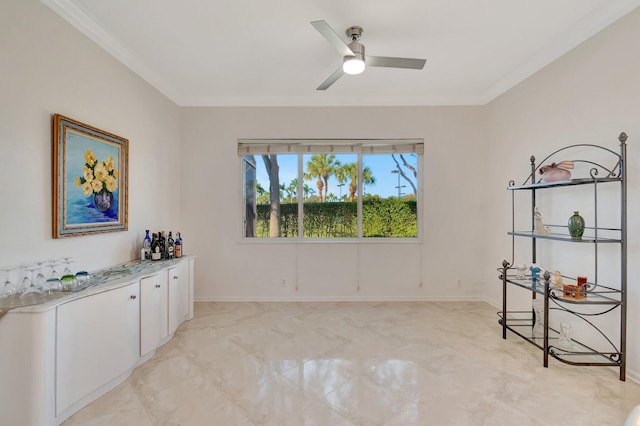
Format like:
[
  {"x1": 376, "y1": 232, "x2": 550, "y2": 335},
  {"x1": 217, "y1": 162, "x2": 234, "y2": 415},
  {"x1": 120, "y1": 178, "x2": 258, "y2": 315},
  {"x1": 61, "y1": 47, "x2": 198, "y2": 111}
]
[
  {"x1": 173, "y1": 276, "x2": 178, "y2": 280},
  {"x1": 130, "y1": 295, "x2": 137, "y2": 300},
  {"x1": 155, "y1": 284, "x2": 161, "y2": 288}
]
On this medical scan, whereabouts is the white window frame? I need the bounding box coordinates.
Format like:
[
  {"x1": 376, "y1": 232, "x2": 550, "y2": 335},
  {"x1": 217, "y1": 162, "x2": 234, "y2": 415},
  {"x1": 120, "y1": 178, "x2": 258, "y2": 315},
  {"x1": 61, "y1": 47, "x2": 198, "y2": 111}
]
[{"x1": 238, "y1": 139, "x2": 423, "y2": 242}]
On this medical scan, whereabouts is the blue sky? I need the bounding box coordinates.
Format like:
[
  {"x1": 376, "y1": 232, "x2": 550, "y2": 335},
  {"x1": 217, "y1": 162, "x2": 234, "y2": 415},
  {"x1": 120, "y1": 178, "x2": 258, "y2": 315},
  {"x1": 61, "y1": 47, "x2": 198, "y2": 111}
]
[{"x1": 254, "y1": 154, "x2": 417, "y2": 199}]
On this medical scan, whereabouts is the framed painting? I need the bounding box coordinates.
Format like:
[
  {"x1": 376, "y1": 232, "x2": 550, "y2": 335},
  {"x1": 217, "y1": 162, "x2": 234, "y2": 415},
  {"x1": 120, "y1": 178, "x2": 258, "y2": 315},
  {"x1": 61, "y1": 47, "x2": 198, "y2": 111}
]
[{"x1": 53, "y1": 114, "x2": 128, "y2": 238}]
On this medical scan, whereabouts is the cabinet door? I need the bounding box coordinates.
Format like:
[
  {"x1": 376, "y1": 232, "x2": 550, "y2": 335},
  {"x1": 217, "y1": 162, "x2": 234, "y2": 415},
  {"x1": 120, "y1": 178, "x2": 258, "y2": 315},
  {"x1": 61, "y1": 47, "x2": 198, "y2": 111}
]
[
  {"x1": 168, "y1": 262, "x2": 189, "y2": 335},
  {"x1": 178, "y1": 262, "x2": 190, "y2": 322},
  {"x1": 168, "y1": 266, "x2": 181, "y2": 336},
  {"x1": 56, "y1": 283, "x2": 140, "y2": 416},
  {"x1": 140, "y1": 274, "x2": 168, "y2": 356}
]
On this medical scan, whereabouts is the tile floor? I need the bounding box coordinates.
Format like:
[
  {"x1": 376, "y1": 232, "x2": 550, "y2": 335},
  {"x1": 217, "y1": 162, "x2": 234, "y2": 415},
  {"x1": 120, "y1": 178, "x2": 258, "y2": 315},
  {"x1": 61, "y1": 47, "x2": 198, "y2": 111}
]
[{"x1": 63, "y1": 302, "x2": 640, "y2": 425}]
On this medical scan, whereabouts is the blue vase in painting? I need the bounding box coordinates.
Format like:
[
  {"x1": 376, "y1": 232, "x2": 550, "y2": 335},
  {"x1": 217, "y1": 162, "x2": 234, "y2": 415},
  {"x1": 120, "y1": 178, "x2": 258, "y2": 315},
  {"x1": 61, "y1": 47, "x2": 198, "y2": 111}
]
[{"x1": 93, "y1": 192, "x2": 114, "y2": 212}]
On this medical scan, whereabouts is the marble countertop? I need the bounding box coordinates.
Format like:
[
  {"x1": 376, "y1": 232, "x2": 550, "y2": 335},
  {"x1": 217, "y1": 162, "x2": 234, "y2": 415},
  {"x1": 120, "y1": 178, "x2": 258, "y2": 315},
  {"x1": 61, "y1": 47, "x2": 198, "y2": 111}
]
[{"x1": 0, "y1": 257, "x2": 192, "y2": 315}]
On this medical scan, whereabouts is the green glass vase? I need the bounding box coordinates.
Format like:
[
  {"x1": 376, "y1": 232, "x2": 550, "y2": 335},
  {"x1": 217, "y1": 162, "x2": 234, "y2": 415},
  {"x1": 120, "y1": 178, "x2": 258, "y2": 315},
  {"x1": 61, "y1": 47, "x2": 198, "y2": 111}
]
[{"x1": 568, "y1": 211, "x2": 585, "y2": 240}]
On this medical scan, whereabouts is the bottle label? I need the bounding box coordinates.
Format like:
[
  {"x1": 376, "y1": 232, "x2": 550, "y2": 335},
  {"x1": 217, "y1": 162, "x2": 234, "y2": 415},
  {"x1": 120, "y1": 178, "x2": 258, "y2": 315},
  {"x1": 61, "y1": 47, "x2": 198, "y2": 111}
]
[
  {"x1": 175, "y1": 245, "x2": 181, "y2": 258},
  {"x1": 168, "y1": 246, "x2": 174, "y2": 258}
]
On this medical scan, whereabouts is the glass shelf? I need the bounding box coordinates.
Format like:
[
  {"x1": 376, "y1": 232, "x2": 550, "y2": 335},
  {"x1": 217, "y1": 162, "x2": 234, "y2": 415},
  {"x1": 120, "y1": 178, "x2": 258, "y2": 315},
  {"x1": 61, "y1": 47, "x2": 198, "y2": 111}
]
[
  {"x1": 549, "y1": 346, "x2": 621, "y2": 367},
  {"x1": 503, "y1": 275, "x2": 622, "y2": 305},
  {"x1": 508, "y1": 177, "x2": 620, "y2": 190},
  {"x1": 508, "y1": 231, "x2": 621, "y2": 243},
  {"x1": 498, "y1": 311, "x2": 621, "y2": 367}
]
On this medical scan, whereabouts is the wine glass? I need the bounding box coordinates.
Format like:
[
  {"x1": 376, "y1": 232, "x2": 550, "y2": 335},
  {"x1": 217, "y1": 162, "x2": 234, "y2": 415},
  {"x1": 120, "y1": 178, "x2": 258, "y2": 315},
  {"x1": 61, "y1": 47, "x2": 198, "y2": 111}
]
[
  {"x1": 532, "y1": 298, "x2": 544, "y2": 336},
  {"x1": 61, "y1": 257, "x2": 74, "y2": 275},
  {"x1": 1, "y1": 267, "x2": 16, "y2": 298},
  {"x1": 18, "y1": 264, "x2": 32, "y2": 292},
  {"x1": 75, "y1": 271, "x2": 91, "y2": 287},
  {"x1": 33, "y1": 261, "x2": 47, "y2": 288},
  {"x1": 60, "y1": 274, "x2": 77, "y2": 292},
  {"x1": 43, "y1": 277, "x2": 63, "y2": 294},
  {"x1": 20, "y1": 264, "x2": 41, "y2": 297},
  {"x1": 47, "y1": 260, "x2": 61, "y2": 279},
  {"x1": 558, "y1": 322, "x2": 574, "y2": 350}
]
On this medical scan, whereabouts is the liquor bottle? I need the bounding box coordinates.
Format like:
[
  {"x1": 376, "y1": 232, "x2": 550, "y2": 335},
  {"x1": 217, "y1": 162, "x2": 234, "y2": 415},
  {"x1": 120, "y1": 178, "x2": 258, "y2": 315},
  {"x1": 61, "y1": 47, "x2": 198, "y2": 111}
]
[
  {"x1": 167, "y1": 232, "x2": 175, "y2": 259},
  {"x1": 151, "y1": 233, "x2": 162, "y2": 261},
  {"x1": 143, "y1": 230, "x2": 152, "y2": 261},
  {"x1": 174, "y1": 231, "x2": 182, "y2": 258},
  {"x1": 158, "y1": 231, "x2": 166, "y2": 259}
]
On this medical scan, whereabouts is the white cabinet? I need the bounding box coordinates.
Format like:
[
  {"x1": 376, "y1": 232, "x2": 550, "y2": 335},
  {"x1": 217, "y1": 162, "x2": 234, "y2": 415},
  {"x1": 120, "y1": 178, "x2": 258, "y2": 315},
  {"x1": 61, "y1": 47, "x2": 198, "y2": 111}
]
[
  {"x1": 168, "y1": 261, "x2": 189, "y2": 335},
  {"x1": 0, "y1": 309, "x2": 56, "y2": 426},
  {"x1": 140, "y1": 273, "x2": 168, "y2": 356},
  {"x1": 56, "y1": 282, "x2": 140, "y2": 416},
  {"x1": 0, "y1": 257, "x2": 194, "y2": 425}
]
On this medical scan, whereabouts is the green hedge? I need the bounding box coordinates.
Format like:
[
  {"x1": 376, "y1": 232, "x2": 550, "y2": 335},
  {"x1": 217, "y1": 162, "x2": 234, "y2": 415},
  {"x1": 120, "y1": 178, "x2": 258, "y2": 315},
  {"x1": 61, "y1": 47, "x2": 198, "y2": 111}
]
[{"x1": 256, "y1": 199, "x2": 417, "y2": 238}]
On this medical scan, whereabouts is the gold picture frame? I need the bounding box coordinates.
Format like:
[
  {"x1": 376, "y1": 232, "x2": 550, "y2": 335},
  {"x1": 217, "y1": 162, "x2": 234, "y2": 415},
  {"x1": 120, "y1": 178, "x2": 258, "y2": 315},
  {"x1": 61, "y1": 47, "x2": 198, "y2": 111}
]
[{"x1": 52, "y1": 114, "x2": 128, "y2": 238}]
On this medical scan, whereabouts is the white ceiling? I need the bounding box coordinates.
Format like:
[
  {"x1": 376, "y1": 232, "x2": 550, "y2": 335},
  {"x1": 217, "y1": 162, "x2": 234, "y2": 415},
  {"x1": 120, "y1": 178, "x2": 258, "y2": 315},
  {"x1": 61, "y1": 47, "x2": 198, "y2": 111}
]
[{"x1": 43, "y1": 0, "x2": 640, "y2": 107}]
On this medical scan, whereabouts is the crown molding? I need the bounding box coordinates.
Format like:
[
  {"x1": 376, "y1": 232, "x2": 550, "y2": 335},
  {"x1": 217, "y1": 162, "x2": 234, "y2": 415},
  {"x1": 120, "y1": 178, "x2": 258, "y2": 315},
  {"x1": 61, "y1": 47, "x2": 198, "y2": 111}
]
[{"x1": 40, "y1": 0, "x2": 184, "y2": 105}]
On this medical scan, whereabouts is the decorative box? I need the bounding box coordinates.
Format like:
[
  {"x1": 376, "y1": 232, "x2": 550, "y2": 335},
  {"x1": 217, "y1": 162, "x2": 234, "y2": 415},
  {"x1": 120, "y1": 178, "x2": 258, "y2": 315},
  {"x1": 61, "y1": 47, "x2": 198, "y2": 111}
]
[{"x1": 563, "y1": 284, "x2": 587, "y2": 300}]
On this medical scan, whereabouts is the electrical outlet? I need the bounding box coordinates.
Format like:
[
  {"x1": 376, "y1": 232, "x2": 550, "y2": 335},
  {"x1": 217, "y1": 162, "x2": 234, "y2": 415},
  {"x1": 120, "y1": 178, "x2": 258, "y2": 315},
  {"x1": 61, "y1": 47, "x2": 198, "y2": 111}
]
[
  {"x1": 457, "y1": 279, "x2": 462, "y2": 287},
  {"x1": 281, "y1": 279, "x2": 287, "y2": 287}
]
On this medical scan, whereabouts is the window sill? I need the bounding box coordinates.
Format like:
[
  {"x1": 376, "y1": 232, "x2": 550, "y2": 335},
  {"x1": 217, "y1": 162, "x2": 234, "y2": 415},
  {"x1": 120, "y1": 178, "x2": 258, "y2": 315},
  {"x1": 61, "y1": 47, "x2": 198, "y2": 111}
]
[{"x1": 238, "y1": 237, "x2": 423, "y2": 244}]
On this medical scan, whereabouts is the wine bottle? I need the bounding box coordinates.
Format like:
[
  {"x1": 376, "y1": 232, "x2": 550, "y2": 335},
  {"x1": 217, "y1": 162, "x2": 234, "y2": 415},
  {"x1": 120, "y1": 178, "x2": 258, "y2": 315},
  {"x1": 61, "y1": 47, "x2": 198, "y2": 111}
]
[
  {"x1": 151, "y1": 233, "x2": 162, "y2": 261},
  {"x1": 167, "y1": 232, "x2": 175, "y2": 259},
  {"x1": 159, "y1": 231, "x2": 166, "y2": 259},
  {"x1": 174, "y1": 231, "x2": 182, "y2": 258},
  {"x1": 143, "y1": 230, "x2": 152, "y2": 261}
]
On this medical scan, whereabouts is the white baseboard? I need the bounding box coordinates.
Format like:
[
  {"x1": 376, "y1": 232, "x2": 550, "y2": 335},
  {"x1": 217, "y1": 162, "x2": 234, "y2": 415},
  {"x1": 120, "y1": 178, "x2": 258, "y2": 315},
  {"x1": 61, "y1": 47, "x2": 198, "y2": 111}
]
[{"x1": 194, "y1": 295, "x2": 485, "y2": 303}]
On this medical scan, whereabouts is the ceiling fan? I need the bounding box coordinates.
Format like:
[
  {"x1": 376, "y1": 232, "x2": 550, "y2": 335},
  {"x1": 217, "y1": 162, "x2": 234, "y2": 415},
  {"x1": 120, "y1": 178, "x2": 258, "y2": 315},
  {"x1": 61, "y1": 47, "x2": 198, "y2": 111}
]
[{"x1": 311, "y1": 20, "x2": 427, "y2": 90}]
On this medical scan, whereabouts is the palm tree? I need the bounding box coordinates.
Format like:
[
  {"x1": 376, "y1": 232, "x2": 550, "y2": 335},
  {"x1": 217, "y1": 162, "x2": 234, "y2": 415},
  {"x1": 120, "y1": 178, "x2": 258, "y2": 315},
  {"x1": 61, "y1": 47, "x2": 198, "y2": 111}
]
[
  {"x1": 304, "y1": 154, "x2": 341, "y2": 202},
  {"x1": 360, "y1": 167, "x2": 376, "y2": 200},
  {"x1": 338, "y1": 163, "x2": 376, "y2": 202},
  {"x1": 278, "y1": 181, "x2": 296, "y2": 203},
  {"x1": 302, "y1": 183, "x2": 315, "y2": 201},
  {"x1": 287, "y1": 178, "x2": 298, "y2": 203},
  {"x1": 256, "y1": 182, "x2": 269, "y2": 204},
  {"x1": 335, "y1": 167, "x2": 349, "y2": 202}
]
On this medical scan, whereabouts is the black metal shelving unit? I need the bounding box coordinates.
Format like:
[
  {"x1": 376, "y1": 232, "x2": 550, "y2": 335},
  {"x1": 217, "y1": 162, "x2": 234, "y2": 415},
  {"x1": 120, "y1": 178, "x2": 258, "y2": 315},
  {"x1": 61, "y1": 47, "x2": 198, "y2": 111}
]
[{"x1": 498, "y1": 132, "x2": 627, "y2": 381}]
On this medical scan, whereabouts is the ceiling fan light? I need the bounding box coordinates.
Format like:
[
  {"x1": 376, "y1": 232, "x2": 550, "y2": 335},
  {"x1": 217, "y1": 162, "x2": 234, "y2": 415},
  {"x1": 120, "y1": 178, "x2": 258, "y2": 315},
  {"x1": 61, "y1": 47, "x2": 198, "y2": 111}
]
[{"x1": 343, "y1": 56, "x2": 365, "y2": 75}]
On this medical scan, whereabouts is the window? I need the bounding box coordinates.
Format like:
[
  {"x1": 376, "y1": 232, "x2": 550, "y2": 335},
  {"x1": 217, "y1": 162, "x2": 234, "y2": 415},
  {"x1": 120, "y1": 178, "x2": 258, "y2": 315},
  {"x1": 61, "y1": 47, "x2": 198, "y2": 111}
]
[{"x1": 238, "y1": 140, "x2": 422, "y2": 239}]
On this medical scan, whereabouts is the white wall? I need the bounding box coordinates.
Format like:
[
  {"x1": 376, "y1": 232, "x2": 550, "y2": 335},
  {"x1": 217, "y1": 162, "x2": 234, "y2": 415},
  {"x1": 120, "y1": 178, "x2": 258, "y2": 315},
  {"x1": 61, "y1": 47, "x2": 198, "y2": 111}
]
[
  {"x1": 0, "y1": 0, "x2": 181, "y2": 272},
  {"x1": 180, "y1": 106, "x2": 488, "y2": 301},
  {"x1": 483, "y1": 7, "x2": 640, "y2": 381}
]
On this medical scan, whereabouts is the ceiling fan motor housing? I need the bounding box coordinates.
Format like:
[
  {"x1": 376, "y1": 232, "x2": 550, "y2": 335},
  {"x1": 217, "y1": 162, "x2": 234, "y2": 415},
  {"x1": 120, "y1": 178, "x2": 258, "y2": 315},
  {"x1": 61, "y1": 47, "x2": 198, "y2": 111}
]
[
  {"x1": 346, "y1": 40, "x2": 365, "y2": 61},
  {"x1": 345, "y1": 26, "x2": 365, "y2": 63}
]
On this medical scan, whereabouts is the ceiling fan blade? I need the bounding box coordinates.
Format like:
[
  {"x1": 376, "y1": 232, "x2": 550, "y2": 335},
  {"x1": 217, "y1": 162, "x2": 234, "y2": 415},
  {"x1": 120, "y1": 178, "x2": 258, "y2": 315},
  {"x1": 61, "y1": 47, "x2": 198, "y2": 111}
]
[
  {"x1": 317, "y1": 66, "x2": 345, "y2": 90},
  {"x1": 366, "y1": 56, "x2": 426, "y2": 70},
  {"x1": 311, "y1": 20, "x2": 355, "y2": 57}
]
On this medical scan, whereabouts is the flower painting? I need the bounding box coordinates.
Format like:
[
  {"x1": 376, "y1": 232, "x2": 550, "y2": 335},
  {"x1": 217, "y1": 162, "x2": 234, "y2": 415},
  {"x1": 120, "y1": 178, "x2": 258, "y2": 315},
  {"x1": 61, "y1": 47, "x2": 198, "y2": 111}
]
[
  {"x1": 53, "y1": 114, "x2": 128, "y2": 238},
  {"x1": 75, "y1": 149, "x2": 119, "y2": 212}
]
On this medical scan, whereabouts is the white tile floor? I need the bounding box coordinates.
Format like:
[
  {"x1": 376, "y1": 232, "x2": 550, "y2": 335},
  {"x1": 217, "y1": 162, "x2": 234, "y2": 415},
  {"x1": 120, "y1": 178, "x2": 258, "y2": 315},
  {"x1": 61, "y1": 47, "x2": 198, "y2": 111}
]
[{"x1": 64, "y1": 302, "x2": 640, "y2": 425}]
